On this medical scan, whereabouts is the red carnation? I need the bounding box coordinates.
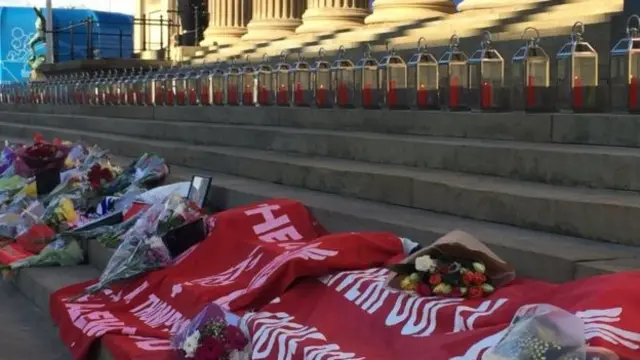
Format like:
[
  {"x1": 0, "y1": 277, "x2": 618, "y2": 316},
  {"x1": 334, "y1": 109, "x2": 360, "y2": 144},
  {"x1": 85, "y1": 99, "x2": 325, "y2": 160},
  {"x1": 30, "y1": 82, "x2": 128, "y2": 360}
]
[
  {"x1": 224, "y1": 326, "x2": 248, "y2": 351},
  {"x1": 468, "y1": 286, "x2": 483, "y2": 299},
  {"x1": 472, "y1": 273, "x2": 487, "y2": 285},
  {"x1": 428, "y1": 274, "x2": 442, "y2": 286},
  {"x1": 196, "y1": 337, "x2": 225, "y2": 360},
  {"x1": 416, "y1": 282, "x2": 432, "y2": 297},
  {"x1": 462, "y1": 272, "x2": 475, "y2": 286}
]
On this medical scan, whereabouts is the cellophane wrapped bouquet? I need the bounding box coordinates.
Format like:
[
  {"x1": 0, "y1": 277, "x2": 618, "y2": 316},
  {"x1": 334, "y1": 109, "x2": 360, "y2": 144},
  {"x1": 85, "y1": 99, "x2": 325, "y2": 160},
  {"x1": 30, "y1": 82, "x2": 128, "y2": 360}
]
[
  {"x1": 14, "y1": 137, "x2": 70, "y2": 177},
  {"x1": 172, "y1": 303, "x2": 251, "y2": 360},
  {"x1": 483, "y1": 304, "x2": 586, "y2": 360},
  {"x1": 85, "y1": 193, "x2": 202, "y2": 294},
  {"x1": 7, "y1": 233, "x2": 83, "y2": 271},
  {"x1": 98, "y1": 153, "x2": 169, "y2": 195}
]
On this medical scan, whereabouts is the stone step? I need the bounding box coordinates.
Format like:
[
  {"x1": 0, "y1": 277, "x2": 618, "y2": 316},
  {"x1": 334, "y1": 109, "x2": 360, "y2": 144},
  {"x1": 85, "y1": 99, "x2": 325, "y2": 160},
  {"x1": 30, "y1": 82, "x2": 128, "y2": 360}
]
[
  {"x1": 1, "y1": 120, "x2": 640, "y2": 246},
  {"x1": 11, "y1": 159, "x2": 640, "y2": 360},
  {"x1": 4, "y1": 105, "x2": 640, "y2": 148},
  {"x1": 8, "y1": 110, "x2": 640, "y2": 192}
]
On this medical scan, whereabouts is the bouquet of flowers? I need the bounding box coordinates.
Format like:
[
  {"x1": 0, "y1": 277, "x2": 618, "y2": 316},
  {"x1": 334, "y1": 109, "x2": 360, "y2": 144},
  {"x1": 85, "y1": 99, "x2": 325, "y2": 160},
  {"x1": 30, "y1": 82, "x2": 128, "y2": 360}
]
[
  {"x1": 84, "y1": 193, "x2": 203, "y2": 294},
  {"x1": 99, "y1": 153, "x2": 169, "y2": 195},
  {"x1": 483, "y1": 304, "x2": 586, "y2": 360},
  {"x1": 0, "y1": 144, "x2": 17, "y2": 177},
  {"x1": 41, "y1": 196, "x2": 79, "y2": 232},
  {"x1": 172, "y1": 303, "x2": 251, "y2": 360},
  {"x1": 387, "y1": 230, "x2": 515, "y2": 298},
  {"x1": 87, "y1": 163, "x2": 116, "y2": 191},
  {"x1": 5, "y1": 234, "x2": 83, "y2": 271},
  {"x1": 15, "y1": 140, "x2": 69, "y2": 174}
]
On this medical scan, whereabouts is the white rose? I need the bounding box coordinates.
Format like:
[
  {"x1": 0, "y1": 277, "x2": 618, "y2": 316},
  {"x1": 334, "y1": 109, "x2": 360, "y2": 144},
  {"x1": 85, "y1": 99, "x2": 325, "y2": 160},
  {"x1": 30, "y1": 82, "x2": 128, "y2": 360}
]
[
  {"x1": 414, "y1": 255, "x2": 437, "y2": 272},
  {"x1": 182, "y1": 330, "x2": 201, "y2": 358}
]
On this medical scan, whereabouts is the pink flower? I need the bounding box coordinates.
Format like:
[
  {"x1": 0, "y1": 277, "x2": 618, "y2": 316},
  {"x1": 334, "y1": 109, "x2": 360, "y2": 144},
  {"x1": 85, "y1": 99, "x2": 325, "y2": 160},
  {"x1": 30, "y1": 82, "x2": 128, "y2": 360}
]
[
  {"x1": 224, "y1": 326, "x2": 248, "y2": 351},
  {"x1": 196, "y1": 337, "x2": 225, "y2": 360},
  {"x1": 416, "y1": 282, "x2": 432, "y2": 297}
]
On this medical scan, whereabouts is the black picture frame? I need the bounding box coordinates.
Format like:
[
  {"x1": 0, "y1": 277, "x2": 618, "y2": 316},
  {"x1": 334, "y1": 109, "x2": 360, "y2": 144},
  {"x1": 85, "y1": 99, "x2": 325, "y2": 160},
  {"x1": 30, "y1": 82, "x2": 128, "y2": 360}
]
[
  {"x1": 187, "y1": 175, "x2": 212, "y2": 208},
  {"x1": 162, "y1": 217, "x2": 207, "y2": 258},
  {"x1": 35, "y1": 167, "x2": 61, "y2": 196}
]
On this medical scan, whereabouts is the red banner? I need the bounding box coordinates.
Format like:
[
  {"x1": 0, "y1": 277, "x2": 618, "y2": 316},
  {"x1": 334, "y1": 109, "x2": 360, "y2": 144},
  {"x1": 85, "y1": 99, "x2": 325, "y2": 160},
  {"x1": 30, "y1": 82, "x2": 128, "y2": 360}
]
[{"x1": 50, "y1": 199, "x2": 640, "y2": 360}]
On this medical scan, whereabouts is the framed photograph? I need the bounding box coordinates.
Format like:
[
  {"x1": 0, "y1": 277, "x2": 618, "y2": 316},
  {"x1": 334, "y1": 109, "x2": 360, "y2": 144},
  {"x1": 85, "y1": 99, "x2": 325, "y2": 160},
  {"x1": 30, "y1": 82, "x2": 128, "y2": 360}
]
[{"x1": 187, "y1": 175, "x2": 212, "y2": 208}]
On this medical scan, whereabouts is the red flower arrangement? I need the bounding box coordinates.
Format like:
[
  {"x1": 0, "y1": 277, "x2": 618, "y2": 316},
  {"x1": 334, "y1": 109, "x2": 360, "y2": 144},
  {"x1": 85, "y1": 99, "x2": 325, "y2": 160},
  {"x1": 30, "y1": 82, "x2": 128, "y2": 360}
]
[
  {"x1": 173, "y1": 303, "x2": 251, "y2": 360},
  {"x1": 15, "y1": 134, "x2": 69, "y2": 172},
  {"x1": 390, "y1": 253, "x2": 495, "y2": 299},
  {"x1": 87, "y1": 163, "x2": 115, "y2": 190}
]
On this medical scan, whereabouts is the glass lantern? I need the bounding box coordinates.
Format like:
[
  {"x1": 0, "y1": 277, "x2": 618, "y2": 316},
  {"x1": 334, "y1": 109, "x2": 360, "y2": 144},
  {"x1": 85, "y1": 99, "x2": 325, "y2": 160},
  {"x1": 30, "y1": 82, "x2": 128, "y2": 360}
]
[
  {"x1": 139, "y1": 67, "x2": 155, "y2": 106},
  {"x1": 174, "y1": 67, "x2": 189, "y2": 105},
  {"x1": 256, "y1": 54, "x2": 274, "y2": 106},
  {"x1": 210, "y1": 64, "x2": 226, "y2": 106},
  {"x1": 152, "y1": 66, "x2": 168, "y2": 106},
  {"x1": 354, "y1": 44, "x2": 380, "y2": 109},
  {"x1": 511, "y1": 27, "x2": 552, "y2": 112},
  {"x1": 556, "y1": 21, "x2": 599, "y2": 112},
  {"x1": 313, "y1": 48, "x2": 333, "y2": 108},
  {"x1": 198, "y1": 66, "x2": 212, "y2": 106},
  {"x1": 165, "y1": 66, "x2": 182, "y2": 106},
  {"x1": 186, "y1": 68, "x2": 200, "y2": 105},
  {"x1": 438, "y1": 34, "x2": 468, "y2": 110},
  {"x1": 408, "y1": 37, "x2": 439, "y2": 109},
  {"x1": 468, "y1": 31, "x2": 506, "y2": 111},
  {"x1": 610, "y1": 14, "x2": 640, "y2": 113},
  {"x1": 378, "y1": 43, "x2": 408, "y2": 109},
  {"x1": 330, "y1": 46, "x2": 355, "y2": 108},
  {"x1": 291, "y1": 53, "x2": 312, "y2": 106},
  {"x1": 241, "y1": 57, "x2": 256, "y2": 106},
  {"x1": 225, "y1": 58, "x2": 242, "y2": 105},
  {"x1": 274, "y1": 51, "x2": 292, "y2": 106}
]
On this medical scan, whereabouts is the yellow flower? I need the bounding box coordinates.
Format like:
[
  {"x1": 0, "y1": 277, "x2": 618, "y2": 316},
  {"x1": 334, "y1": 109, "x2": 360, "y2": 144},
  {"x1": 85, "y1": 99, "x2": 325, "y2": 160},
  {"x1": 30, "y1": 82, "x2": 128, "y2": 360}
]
[
  {"x1": 408, "y1": 272, "x2": 421, "y2": 282},
  {"x1": 23, "y1": 182, "x2": 37, "y2": 197},
  {"x1": 400, "y1": 276, "x2": 418, "y2": 291},
  {"x1": 433, "y1": 283, "x2": 452, "y2": 295},
  {"x1": 57, "y1": 198, "x2": 78, "y2": 223},
  {"x1": 472, "y1": 262, "x2": 486, "y2": 274}
]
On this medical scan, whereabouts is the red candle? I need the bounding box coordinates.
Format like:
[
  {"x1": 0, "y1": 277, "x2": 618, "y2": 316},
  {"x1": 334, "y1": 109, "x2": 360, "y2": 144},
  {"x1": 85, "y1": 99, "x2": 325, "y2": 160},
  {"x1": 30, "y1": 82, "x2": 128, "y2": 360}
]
[
  {"x1": 243, "y1": 85, "x2": 253, "y2": 105},
  {"x1": 338, "y1": 83, "x2": 348, "y2": 106},
  {"x1": 387, "y1": 80, "x2": 397, "y2": 108},
  {"x1": 278, "y1": 84, "x2": 287, "y2": 105},
  {"x1": 363, "y1": 83, "x2": 372, "y2": 107},
  {"x1": 201, "y1": 86, "x2": 210, "y2": 105},
  {"x1": 316, "y1": 85, "x2": 326, "y2": 107},
  {"x1": 259, "y1": 86, "x2": 269, "y2": 105},
  {"x1": 572, "y1": 77, "x2": 583, "y2": 109},
  {"x1": 228, "y1": 86, "x2": 238, "y2": 105},
  {"x1": 449, "y1": 76, "x2": 459, "y2": 108},
  {"x1": 166, "y1": 89, "x2": 175, "y2": 106},
  {"x1": 176, "y1": 89, "x2": 185, "y2": 105},
  {"x1": 481, "y1": 81, "x2": 492, "y2": 109},
  {"x1": 294, "y1": 82, "x2": 303, "y2": 105},
  {"x1": 189, "y1": 88, "x2": 197, "y2": 105},
  {"x1": 526, "y1": 75, "x2": 535, "y2": 108},
  {"x1": 155, "y1": 89, "x2": 163, "y2": 106},
  {"x1": 417, "y1": 84, "x2": 428, "y2": 108},
  {"x1": 630, "y1": 76, "x2": 638, "y2": 111}
]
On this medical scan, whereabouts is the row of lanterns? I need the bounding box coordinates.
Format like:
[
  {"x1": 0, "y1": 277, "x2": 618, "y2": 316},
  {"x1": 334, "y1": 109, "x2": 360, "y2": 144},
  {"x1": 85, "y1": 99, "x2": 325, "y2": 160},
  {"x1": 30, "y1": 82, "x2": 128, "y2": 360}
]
[{"x1": 3, "y1": 17, "x2": 640, "y2": 113}]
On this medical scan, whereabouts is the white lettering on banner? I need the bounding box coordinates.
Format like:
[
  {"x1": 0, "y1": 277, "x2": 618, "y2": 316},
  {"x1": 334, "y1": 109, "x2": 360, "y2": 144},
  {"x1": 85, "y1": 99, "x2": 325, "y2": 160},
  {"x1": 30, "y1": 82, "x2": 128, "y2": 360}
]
[
  {"x1": 186, "y1": 247, "x2": 263, "y2": 288},
  {"x1": 124, "y1": 281, "x2": 150, "y2": 303},
  {"x1": 130, "y1": 294, "x2": 189, "y2": 334},
  {"x1": 325, "y1": 268, "x2": 507, "y2": 337},
  {"x1": 247, "y1": 312, "x2": 364, "y2": 360},
  {"x1": 65, "y1": 303, "x2": 136, "y2": 337},
  {"x1": 130, "y1": 336, "x2": 173, "y2": 351},
  {"x1": 322, "y1": 268, "x2": 393, "y2": 314},
  {"x1": 453, "y1": 307, "x2": 640, "y2": 359},
  {"x1": 245, "y1": 204, "x2": 303, "y2": 246}
]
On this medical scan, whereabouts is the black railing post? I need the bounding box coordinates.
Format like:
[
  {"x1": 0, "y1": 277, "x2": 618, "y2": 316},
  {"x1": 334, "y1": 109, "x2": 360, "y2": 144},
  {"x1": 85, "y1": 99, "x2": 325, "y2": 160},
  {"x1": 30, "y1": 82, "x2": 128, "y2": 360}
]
[
  {"x1": 167, "y1": 19, "x2": 173, "y2": 60},
  {"x1": 85, "y1": 17, "x2": 94, "y2": 59},
  {"x1": 69, "y1": 21, "x2": 75, "y2": 60},
  {"x1": 141, "y1": 14, "x2": 147, "y2": 51},
  {"x1": 194, "y1": 5, "x2": 200, "y2": 45},
  {"x1": 159, "y1": 15, "x2": 164, "y2": 50}
]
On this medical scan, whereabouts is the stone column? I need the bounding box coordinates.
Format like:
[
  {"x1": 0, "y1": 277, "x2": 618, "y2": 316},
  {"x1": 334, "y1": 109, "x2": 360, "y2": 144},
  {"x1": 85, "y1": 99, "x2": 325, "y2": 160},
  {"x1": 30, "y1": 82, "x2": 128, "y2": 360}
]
[
  {"x1": 241, "y1": 0, "x2": 305, "y2": 41},
  {"x1": 364, "y1": 0, "x2": 455, "y2": 25},
  {"x1": 200, "y1": 0, "x2": 252, "y2": 46},
  {"x1": 295, "y1": 0, "x2": 370, "y2": 34}
]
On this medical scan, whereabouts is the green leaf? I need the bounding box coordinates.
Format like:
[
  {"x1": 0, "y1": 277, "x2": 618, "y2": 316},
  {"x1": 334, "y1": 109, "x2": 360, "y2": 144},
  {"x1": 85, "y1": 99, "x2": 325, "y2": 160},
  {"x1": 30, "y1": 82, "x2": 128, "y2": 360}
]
[{"x1": 386, "y1": 263, "x2": 415, "y2": 274}]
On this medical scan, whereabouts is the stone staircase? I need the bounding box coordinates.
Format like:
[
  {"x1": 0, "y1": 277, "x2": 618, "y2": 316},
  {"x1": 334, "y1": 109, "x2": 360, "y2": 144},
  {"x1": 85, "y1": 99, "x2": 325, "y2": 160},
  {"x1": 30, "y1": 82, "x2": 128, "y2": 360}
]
[{"x1": 1, "y1": 104, "x2": 640, "y2": 358}]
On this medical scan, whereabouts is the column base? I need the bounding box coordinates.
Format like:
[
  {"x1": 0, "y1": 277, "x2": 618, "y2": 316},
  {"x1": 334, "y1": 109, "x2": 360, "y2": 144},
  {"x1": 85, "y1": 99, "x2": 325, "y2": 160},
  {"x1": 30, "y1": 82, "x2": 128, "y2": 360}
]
[
  {"x1": 200, "y1": 27, "x2": 247, "y2": 46},
  {"x1": 295, "y1": 7, "x2": 370, "y2": 34},
  {"x1": 364, "y1": 0, "x2": 455, "y2": 25},
  {"x1": 241, "y1": 19, "x2": 302, "y2": 42}
]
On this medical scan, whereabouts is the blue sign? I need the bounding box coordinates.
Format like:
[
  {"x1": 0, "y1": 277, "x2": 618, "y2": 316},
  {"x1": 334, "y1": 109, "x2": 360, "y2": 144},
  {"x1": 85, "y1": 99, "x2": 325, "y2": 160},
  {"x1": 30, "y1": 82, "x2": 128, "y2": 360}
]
[{"x1": 0, "y1": 6, "x2": 133, "y2": 84}]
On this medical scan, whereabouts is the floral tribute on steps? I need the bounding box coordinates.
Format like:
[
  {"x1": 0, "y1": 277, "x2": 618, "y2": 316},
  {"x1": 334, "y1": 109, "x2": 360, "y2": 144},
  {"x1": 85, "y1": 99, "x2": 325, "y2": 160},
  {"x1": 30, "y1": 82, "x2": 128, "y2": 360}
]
[
  {"x1": 0, "y1": 135, "x2": 170, "y2": 274},
  {"x1": 172, "y1": 303, "x2": 251, "y2": 360},
  {"x1": 386, "y1": 230, "x2": 516, "y2": 298}
]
